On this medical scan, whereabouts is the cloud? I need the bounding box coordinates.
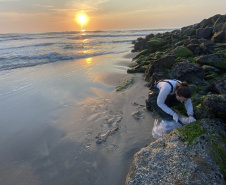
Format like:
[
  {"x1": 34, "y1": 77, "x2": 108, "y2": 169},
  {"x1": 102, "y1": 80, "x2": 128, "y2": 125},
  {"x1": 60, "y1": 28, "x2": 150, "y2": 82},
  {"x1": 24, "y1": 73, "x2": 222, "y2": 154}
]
[
  {"x1": 33, "y1": 4, "x2": 55, "y2": 9},
  {"x1": 0, "y1": 0, "x2": 18, "y2": 1},
  {"x1": 0, "y1": 12, "x2": 23, "y2": 22},
  {"x1": 65, "y1": 0, "x2": 109, "y2": 12}
]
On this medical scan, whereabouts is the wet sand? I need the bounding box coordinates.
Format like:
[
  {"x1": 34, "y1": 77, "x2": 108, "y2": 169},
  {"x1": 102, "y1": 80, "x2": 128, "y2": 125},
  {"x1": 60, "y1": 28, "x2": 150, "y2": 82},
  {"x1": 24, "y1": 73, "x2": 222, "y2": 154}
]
[{"x1": 0, "y1": 52, "x2": 155, "y2": 185}]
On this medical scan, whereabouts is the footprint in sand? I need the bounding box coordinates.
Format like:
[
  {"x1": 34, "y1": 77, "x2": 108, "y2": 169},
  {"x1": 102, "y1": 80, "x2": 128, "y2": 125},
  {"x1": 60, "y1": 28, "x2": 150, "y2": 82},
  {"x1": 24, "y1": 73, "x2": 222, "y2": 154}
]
[
  {"x1": 96, "y1": 112, "x2": 123, "y2": 144},
  {"x1": 132, "y1": 111, "x2": 144, "y2": 121},
  {"x1": 132, "y1": 102, "x2": 145, "y2": 121}
]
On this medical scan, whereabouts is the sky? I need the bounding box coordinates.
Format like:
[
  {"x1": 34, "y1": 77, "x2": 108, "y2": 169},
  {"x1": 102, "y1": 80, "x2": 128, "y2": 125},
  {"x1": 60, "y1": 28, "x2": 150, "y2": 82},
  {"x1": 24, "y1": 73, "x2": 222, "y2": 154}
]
[{"x1": 0, "y1": 0, "x2": 226, "y2": 33}]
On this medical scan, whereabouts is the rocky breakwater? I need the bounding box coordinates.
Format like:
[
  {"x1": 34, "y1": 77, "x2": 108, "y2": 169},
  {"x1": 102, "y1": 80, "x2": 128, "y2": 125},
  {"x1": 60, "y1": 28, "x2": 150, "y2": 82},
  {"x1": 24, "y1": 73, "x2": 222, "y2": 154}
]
[{"x1": 126, "y1": 14, "x2": 226, "y2": 184}]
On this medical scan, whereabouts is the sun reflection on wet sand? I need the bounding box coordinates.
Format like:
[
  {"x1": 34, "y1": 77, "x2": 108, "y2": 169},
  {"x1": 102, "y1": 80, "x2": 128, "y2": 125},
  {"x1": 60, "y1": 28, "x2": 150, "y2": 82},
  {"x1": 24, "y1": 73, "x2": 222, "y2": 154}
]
[{"x1": 85, "y1": 57, "x2": 92, "y2": 65}]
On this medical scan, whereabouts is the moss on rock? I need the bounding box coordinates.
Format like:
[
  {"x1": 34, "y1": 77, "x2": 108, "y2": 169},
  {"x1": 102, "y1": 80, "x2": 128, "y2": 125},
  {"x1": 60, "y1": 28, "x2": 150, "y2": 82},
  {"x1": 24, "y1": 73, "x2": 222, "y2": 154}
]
[
  {"x1": 133, "y1": 49, "x2": 151, "y2": 60},
  {"x1": 116, "y1": 76, "x2": 135, "y2": 92},
  {"x1": 136, "y1": 56, "x2": 151, "y2": 66},
  {"x1": 173, "y1": 46, "x2": 193, "y2": 58},
  {"x1": 194, "y1": 54, "x2": 226, "y2": 70},
  {"x1": 127, "y1": 62, "x2": 138, "y2": 68},
  {"x1": 178, "y1": 122, "x2": 205, "y2": 145},
  {"x1": 210, "y1": 134, "x2": 226, "y2": 181},
  {"x1": 147, "y1": 38, "x2": 167, "y2": 50},
  {"x1": 172, "y1": 103, "x2": 187, "y2": 116}
]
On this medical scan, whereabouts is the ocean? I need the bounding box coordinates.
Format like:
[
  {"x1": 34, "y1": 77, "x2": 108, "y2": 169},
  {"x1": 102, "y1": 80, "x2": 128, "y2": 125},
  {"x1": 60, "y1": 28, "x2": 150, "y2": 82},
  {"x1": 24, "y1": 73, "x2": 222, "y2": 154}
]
[{"x1": 0, "y1": 29, "x2": 172, "y2": 71}]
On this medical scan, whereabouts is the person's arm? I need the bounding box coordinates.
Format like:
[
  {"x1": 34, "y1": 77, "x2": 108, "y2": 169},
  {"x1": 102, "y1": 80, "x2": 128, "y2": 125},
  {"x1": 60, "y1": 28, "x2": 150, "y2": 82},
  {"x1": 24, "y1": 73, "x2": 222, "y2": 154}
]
[
  {"x1": 184, "y1": 98, "x2": 194, "y2": 116},
  {"x1": 157, "y1": 85, "x2": 175, "y2": 116},
  {"x1": 184, "y1": 98, "x2": 196, "y2": 123}
]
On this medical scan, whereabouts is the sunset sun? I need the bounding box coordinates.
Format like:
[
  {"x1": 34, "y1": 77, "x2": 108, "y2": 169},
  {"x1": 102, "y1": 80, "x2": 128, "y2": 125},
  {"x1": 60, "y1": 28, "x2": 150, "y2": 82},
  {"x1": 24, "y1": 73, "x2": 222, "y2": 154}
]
[
  {"x1": 76, "y1": 13, "x2": 88, "y2": 30},
  {"x1": 78, "y1": 14, "x2": 87, "y2": 24}
]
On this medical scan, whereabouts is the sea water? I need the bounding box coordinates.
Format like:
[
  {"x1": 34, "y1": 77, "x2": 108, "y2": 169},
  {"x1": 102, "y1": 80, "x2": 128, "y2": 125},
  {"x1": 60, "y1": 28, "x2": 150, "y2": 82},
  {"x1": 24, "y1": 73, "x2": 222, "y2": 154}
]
[{"x1": 0, "y1": 29, "x2": 172, "y2": 71}]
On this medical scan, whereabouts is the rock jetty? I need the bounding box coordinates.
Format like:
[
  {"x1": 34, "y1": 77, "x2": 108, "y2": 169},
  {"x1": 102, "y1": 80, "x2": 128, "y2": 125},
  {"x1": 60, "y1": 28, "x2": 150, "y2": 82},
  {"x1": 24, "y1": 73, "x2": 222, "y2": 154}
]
[{"x1": 126, "y1": 14, "x2": 226, "y2": 184}]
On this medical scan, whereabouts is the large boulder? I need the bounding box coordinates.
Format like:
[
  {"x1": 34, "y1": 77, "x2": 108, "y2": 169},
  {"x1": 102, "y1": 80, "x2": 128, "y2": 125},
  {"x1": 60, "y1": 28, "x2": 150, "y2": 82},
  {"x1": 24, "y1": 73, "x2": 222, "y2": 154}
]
[
  {"x1": 145, "y1": 56, "x2": 176, "y2": 81},
  {"x1": 214, "y1": 15, "x2": 226, "y2": 26},
  {"x1": 213, "y1": 23, "x2": 224, "y2": 33},
  {"x1": 170, "y1": 62, "x2": 205, "y2": 85},
  {"x1": 194, "y1": 43, "x2": 214, "y2": 55},
  {"x1": 146, "y1": 38, "x2": 168, "y2": 52},
  {"x1": 169, "y1": 46, "x2": 193, "y2": 58},
  {"x1": 194, "y1": 14, "x2": 222, "y2": 29},
  {"x1": 145, "y1": 72, "x2": 165, "y2": 87},
  {"x1": 194, "y1": 94, "x2": 226, "y2": 120},
  {"x1": 184, "y1": 39, "x2": 201, "y2": 46},
  {"x1": 194, "y1": 54, "x2": 226, "y2": 70},
  {"x1": 196, "y1": 27, "x2": 213, "y2": 39},
  {"x1": 126, "y1": 119, "x2": 226, "y2": 185},
  {"x1": 133, "y1": 38, "x2": 148, "y2": 52},
  {"x1": 182, "y1": 27, "x2": 196, "y2": 36},
  {"x1": 202, "y1": 94, "x2": 226, "y2": 118},
  {"x1": 212, "y1": 31, "x2": 226, "y2": 43},
  {"x1": 211, "y1": 15, "x2": 226, "y2": 42},
  {"x1": 212, "y1": 75, "x2": 226, "y2": 94},
  {"x1": 202, "y1": 65, "x2": 220, "y2": 74}
]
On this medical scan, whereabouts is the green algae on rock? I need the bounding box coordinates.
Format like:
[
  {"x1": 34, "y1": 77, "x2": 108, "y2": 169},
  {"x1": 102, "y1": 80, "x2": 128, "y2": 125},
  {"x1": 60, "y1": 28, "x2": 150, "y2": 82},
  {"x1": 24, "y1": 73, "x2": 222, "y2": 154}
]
[
  {"x1": 172, "y1": 46, "x2": 193, "y2": 58},
  {"x1": 194, "y1": 53, "x2": 226, "y2": 70},
  {"x1": 116, "y1": 76, "x2": 135, "y2": 92},
  {"x1": 177, "y1": 122, "x2": 205, "y2": 145}
]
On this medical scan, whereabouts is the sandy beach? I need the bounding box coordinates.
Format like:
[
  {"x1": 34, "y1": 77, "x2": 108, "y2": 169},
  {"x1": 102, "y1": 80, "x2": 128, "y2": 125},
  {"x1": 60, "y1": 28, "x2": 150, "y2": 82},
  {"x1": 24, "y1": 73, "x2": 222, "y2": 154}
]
[{"x1": 0, "y1": 52, "x2": 156, "y2": 185}]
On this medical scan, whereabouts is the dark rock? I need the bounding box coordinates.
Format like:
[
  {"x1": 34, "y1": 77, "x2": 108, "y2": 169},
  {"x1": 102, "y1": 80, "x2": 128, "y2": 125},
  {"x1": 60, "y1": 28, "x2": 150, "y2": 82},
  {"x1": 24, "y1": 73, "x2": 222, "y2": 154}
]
[
  {"x1": 184, "y1": 39, "x2": 201, "y2": 46},
  {"x1": 214, "y1": 43, "x2": 226, "y2": 50},
  {"x1": 214, "y1": 15, "x2": 226, "y2": 26},
  {"x1": 202, "y1": 65, "x2": 220, "y2": 74},
  {"x1": 186, "y1": 44, "x2": 199, "y2": 52},
  {"x1": 194, "y1": 94, "x2": 226, "y2": 120},
  {"x1": 211, "y1": 31, "x2": 226, "y2": 43},
  {"x1": 133, "y1": 38, "x2": 148, "y2": 52},
  {"x1": 194, "y1": 43, "x2": 214, "y2": 55},
  {"x1": 183, "y1": 27, "x2": 196, "y2": 36},
  {"x1": 212, "y1": 75, "x2": 226, "y2": 94},
  {"x1": 203, "y1": 94, "x2": 226, "y2": 117},
  {"x1": 170, "y1": 62, "x2": 205, "y2": 85},
  {"x1": 199, "y1": 18, "x2": 213, "y2": 28},
  {"x1": 145, "y1": 56, "x2": 176, "y2": 81},
  {"x1": 145, "y1": 33, "x2": 155, "y2": 40},
  {"x1": 145, "y1": 72, "x2": 165, "y2": 87},
  {"x1": 213, "y1": 23, "x2": 224, "y2": 33},
  {"x1": 196, "y1": 14, "x2": 221, "y2": 29},
  {"x1": 127, "y1": 68, "x2": 139, "y2": 73},
  {"x1": 194, "y1": 54, "x2": 226, "y2": 70},
  {"x1": 196, "y1": 27, "x2": 213, "y2": 39}
]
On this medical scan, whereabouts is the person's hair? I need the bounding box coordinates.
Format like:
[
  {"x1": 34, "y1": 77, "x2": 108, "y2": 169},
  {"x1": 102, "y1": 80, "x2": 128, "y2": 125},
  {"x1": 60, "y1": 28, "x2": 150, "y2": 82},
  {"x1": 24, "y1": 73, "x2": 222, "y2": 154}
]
[{"x1": 175, "y1": 81, "x2": 192, "y2": 98}]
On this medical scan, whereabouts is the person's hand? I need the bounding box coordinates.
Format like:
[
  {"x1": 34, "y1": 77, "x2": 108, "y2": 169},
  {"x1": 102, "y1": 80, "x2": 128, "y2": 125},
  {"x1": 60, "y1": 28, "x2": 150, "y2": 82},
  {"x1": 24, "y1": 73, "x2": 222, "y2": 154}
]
[
  {"x1": 173, "y1": 112, "x2": 179, "y2": 122},
  {"x1": 188, "y1": 116, "x2": 196, "y2": 123}
]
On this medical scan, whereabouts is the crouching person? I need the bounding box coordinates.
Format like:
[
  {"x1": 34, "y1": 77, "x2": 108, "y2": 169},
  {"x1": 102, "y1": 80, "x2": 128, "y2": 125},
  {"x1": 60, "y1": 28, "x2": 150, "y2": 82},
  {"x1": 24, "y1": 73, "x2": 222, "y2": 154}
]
[{"x1": 146, "y1": 79, "x2": 196, "y2": 123}]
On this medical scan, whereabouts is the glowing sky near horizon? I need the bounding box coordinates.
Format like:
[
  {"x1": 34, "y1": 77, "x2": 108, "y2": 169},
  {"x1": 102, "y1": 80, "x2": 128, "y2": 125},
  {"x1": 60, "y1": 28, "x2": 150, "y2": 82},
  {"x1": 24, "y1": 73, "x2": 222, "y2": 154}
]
[{"x1": 0, "y1": 0, "x2": 225, "y2": 33}]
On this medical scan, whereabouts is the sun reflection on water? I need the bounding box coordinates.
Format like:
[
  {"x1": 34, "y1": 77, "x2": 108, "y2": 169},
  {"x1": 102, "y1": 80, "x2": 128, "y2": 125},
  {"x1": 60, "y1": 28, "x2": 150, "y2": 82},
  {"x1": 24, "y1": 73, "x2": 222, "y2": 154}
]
[
  {"x1": 83, "y1": 50, "x2": 90, "y2": 54},
  {"x1": 82, "y1": 39, "x2": 89, "y2": 43}
]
